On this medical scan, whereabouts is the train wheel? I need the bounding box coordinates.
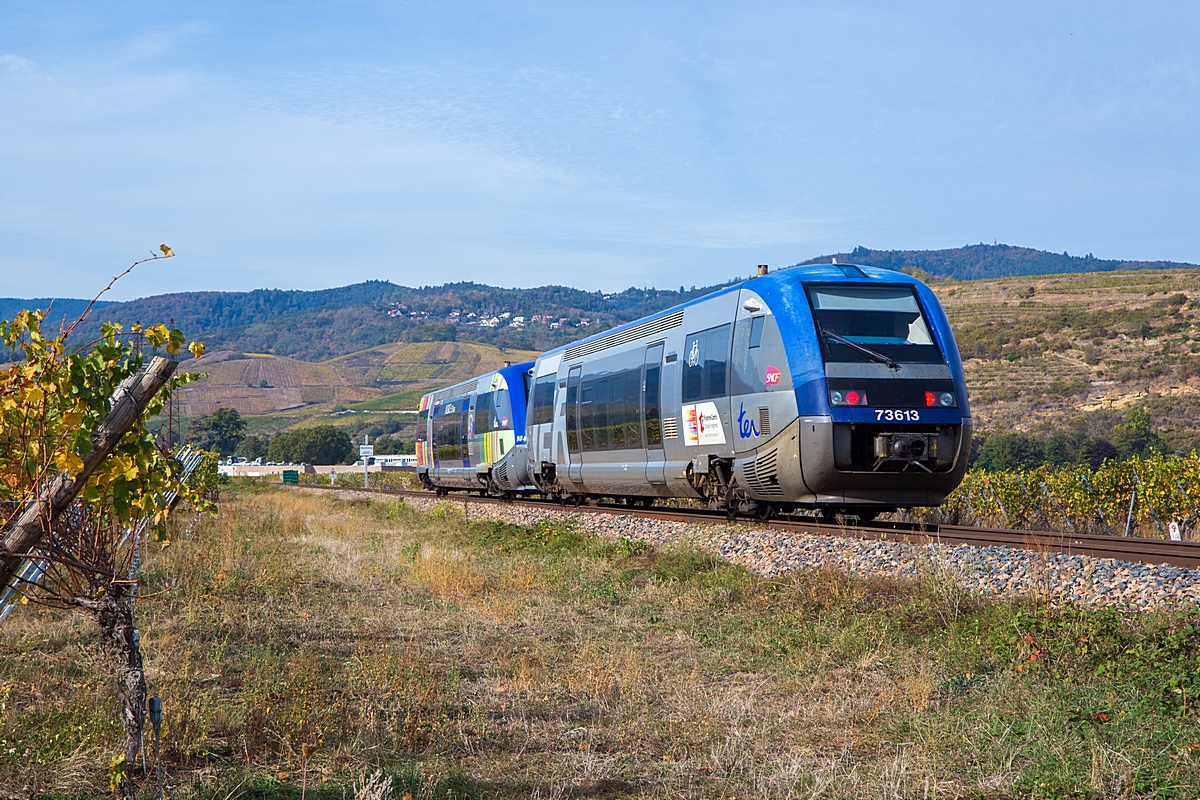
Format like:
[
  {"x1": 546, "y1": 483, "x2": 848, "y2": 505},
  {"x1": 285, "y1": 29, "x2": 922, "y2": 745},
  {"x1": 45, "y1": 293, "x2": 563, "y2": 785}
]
[
  {"x1": 435, "y1": 487, "x2": 448, "y2": 497},
  {"x1": 819, "y1": 508, "x2": 842, "y2": 524},
  {"x1": 755, "y1": 503, "x2": 774, "y2": 521}
]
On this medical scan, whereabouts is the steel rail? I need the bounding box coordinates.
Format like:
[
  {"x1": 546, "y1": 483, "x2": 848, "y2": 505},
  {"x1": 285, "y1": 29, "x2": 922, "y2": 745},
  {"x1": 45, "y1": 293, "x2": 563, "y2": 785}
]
[{"x1": 296, "y1": 484, "x2": 1200, "y2": 569}]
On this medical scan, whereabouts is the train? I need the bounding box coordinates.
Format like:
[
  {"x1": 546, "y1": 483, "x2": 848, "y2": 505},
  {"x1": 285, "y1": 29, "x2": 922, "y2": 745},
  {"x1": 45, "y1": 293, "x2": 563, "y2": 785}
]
[{"x1": 416, "y1": 263, "x2": 971, "y2": 520}]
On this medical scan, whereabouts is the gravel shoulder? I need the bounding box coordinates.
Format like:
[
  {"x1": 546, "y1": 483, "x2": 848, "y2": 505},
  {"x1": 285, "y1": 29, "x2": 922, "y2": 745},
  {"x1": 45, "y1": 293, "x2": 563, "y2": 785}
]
[{"x1": 383, "y1": 493, "x2": 1200, "y2": 611}]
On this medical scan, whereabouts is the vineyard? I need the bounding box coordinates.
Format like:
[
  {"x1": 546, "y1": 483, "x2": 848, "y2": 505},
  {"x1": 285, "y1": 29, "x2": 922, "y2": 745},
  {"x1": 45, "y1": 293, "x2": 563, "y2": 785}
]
[{"x1": 938, "y1": 454, "x2": 1200, "y2": 539}]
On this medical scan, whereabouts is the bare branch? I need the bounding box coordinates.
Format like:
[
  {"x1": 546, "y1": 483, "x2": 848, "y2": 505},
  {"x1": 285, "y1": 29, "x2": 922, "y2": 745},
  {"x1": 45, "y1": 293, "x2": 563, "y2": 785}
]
[{"x1": 62, "y1": 250, "x2": 175, "y2": 340}]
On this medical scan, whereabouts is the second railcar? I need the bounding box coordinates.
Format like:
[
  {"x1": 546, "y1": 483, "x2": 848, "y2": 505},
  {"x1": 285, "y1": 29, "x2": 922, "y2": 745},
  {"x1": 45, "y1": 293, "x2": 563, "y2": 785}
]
[
  {"x1": 415, "y1": 360, "x2": 536, "y2": 495},
  {"x1": 523, "y1": 264, "x2": 971, "y2": 518}
]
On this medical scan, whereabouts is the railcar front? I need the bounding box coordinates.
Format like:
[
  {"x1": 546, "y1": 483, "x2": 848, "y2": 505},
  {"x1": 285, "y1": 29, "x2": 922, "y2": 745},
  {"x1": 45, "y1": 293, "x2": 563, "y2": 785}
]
[
  {"x1": 415, "y1": 361, "x2": 535, "y2": 495},
  {"x1": 733, "y1": 264, "x2": 971, "y2": 516}
]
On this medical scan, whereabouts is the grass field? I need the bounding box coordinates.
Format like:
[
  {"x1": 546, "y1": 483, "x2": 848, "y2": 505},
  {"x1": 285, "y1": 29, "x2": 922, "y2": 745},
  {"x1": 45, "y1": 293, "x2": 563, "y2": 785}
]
[{"x1": 4, "y1": 486, "x2": 1200, "y2": 798}]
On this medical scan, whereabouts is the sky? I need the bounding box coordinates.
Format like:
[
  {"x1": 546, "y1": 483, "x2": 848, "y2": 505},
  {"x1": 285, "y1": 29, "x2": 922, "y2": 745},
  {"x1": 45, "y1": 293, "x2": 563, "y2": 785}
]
[{"x1": 2, "y1": 1, "x2": 1199, "y2": 300}]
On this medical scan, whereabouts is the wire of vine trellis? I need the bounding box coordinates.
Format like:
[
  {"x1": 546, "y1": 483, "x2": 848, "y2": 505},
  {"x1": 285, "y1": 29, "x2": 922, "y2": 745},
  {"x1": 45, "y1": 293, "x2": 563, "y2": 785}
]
[
  {"x1": 961, "y1": 488, "x2": 977, "y2": 526},
  {"x1": 1175, "y1": 479, "x2": 1200, "y2": 527},
  {"x1": 1124, "y1": 489, "x2": 1137, "y2": 537},
  {"x1": 984, "y1": 477, "x2": 1010, "y2": 527},
  {"x1": 1016, "y1": 475, "x2": 1037, "y2": 527},
  {"x1": 1040, "y1": 481, "x2": 1075, "y2": 534},
  {"x1": 1080, "y1": 473, "x2": 1111, "y2": 535},
  {"x1": 1131, "y1": 467, "x2": 1167, "y2": 538}
]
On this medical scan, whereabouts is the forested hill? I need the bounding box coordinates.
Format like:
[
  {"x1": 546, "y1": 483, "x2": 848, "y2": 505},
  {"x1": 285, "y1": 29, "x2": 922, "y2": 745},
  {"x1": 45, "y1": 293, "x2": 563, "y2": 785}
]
[
  {"x1": 0, "y1": 298, "x2": 115, "y2": 334},
  {"x1": 801, "y1": 243, "x2": 1197, "y2": 281},
  {"x1": 5, "y1": 243, "x2": 1197, "y2": 361},
  {"x1": 0, "y1": 279, "x2": 740, "y2": 361}
]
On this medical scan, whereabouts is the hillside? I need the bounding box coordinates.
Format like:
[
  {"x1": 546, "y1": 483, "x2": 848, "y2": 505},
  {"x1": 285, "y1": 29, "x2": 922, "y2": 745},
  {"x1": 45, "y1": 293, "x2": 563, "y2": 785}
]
[
  {"x1": 802, "y1": 243, "x2": 1197, "y2": 281},
  {"x1": 9, "y1": 243, "x2": 1196, "y2": 363},
  {"x1": 936, "y1": 269, "x2": 1200, "y2": 452},
  {"x1": 8, "y1": 251, "x2": 1200, "y2": 455},
  {"x1": 66, "y1": 281, "x2": 739, "y2": 360},
  {"x1": 174, "y1": 340, "x2": 539, "y2": 442}
]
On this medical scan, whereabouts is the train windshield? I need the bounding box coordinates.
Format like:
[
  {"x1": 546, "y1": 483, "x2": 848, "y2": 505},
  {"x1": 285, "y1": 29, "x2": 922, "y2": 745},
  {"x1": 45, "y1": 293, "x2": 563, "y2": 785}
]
[{"x1": 807, "y1": 285, "x2": 943, "y2": 364}]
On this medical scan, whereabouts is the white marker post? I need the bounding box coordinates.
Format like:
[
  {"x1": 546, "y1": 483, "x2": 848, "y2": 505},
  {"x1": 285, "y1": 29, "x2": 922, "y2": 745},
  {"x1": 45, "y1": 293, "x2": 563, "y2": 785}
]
[
  {"x1": 1169, "y1": 520, "x2": 1182, "y2": 541},
  {"x1": 360, "y1": 436, "x2": 374, "y2": 489}
]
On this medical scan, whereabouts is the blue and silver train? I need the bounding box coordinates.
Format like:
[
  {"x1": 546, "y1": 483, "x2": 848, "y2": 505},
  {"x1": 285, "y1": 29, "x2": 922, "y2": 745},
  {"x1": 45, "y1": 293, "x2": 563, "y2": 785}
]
[{"x1": 417, "y1": 263, "x2": 971, "y2": 519}]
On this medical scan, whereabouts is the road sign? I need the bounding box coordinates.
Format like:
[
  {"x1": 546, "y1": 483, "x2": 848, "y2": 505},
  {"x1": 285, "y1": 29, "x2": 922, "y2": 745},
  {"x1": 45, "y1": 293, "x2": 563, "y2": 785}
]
[{"x1": 359, "y1": 445, "x2": 375, "y2": 457}]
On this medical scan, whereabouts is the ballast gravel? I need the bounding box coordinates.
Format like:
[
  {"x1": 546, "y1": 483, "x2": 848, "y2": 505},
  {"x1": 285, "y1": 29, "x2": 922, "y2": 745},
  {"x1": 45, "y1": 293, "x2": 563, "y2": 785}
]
[{"x1": 381, "y1": 493, "x2": 1200, "y2": 611}]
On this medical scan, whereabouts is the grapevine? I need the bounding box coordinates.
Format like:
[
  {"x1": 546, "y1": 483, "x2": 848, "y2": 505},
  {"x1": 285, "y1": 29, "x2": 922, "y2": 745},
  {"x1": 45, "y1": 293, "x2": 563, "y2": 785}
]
[{"x1": 940, "y1": 454, "x2": 1200, "y2": 539}]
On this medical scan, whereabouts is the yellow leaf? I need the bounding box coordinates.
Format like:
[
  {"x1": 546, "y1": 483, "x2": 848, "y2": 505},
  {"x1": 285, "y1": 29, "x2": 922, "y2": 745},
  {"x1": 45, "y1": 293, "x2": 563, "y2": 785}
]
[
  {"x1": 189, "y1": 341, "x2": 206, "y2": 358},
  {"x1": 160, "y1": 244, "x2": 174, "y2": 257}
]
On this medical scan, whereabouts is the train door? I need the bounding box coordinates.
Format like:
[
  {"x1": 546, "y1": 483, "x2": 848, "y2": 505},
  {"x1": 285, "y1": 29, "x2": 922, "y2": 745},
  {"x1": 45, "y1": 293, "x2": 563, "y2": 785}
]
[
  {"x1": 431, "y1": 402, "x2": 441, "y2": 472},
  {"x1": 460, "y1": 403, "x2": 471, "y2": 468},
  {"x1": 731, "y1": 288, "x2": 794, "y2": 454},
  {"x1": 643, "y1": 343, "x2": 666, "y2": 484},
  {"x1": 731, "y1": 292, "x2": 766, "y2": 454},
  {"x1": 565, "y1": 365, "x2": 583, "y2": 483}
]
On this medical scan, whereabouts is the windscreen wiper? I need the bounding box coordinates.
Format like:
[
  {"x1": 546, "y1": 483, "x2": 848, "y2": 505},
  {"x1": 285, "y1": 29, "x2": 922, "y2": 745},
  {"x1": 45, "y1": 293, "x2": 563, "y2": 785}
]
[{"x1": 823, "y1": 331, "x2": 900, "y2": 370}]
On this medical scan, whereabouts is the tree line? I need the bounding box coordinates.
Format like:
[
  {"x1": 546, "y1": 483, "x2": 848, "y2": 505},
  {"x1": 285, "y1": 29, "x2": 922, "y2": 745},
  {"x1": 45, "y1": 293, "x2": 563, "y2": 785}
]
[{"x1": 185, "y1": 408, "x2": 356, "y2": 464}]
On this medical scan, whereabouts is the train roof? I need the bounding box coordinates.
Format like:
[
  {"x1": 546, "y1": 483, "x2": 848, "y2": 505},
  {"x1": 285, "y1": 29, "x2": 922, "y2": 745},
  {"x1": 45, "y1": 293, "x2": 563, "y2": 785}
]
[
  {"x1": 537, "y1": 263, "x2": 930, "y2": 360},
  {"x1": 420, "y1": 360, "x2": 536, "y2": 404}
]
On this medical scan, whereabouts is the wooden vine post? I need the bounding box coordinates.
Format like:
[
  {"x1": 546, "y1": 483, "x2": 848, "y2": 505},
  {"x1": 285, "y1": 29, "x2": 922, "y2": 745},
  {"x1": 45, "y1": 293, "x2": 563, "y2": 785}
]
[{"x1": 0, "y1": 356, "x2": 178, "y2": 590}]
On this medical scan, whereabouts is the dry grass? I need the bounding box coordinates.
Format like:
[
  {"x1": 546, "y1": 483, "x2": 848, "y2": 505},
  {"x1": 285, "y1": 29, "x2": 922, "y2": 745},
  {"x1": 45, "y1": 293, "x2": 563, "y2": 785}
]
[{"x1": 2, "y1": 487, "x2": 1200, "y2": 798}]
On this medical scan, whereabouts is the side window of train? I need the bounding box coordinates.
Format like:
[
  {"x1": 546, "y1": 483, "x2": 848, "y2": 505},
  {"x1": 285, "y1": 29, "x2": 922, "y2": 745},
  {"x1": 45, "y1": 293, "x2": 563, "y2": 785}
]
[
  {"x1": 417, "y1": 409, "x2": 428, "y2": 443},
  {"x1": 682, "y1": 323, "x2": 731, "y2": 402},
  {"x1": 436, "y1": 401, "x2": 463, "y2": 461},
  {"x1": 749, "y1": 316, "x2": 765, "y2": 348},
  {"x1": 732, "y1": 314, "x2": 791, "y2": 395},
  {"x1": 530, "y1": 375, "x2": 556, "y2": 426},
  {"x1": 577, "y1": 368, "x2": 645, "y2": 452},
  {"x1": 474, "y1": 391, "x2": 495, "y2": 434}
]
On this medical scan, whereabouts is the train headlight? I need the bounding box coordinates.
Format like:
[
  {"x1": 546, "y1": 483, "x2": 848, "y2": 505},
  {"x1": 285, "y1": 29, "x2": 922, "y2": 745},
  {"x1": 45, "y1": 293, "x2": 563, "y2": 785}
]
[
  {"x1": 925, "y1": 391, "x2": 957, "y2": 407},
  {"x1": 830, "y1": 389, "x2": 868, "y2": 406}
]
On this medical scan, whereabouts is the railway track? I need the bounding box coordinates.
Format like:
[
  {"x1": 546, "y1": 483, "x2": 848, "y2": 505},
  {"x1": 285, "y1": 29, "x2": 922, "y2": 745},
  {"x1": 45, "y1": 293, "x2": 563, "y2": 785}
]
[{"x1": 297, "y1": 484, "x2": 1200, "y2": 570}]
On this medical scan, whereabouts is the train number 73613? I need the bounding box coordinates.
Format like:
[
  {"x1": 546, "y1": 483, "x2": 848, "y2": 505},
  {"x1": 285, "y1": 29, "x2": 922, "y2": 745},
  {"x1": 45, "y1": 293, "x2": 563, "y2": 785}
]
[{"x1": 875, "y1": 409, "x2": 921, "y2": 422}]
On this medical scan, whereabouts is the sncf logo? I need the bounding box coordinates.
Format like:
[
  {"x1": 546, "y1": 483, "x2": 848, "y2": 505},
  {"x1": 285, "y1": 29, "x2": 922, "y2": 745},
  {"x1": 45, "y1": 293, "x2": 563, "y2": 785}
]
[{"x1": 765, "y1": 366, "x2": 781, "y2": 386}]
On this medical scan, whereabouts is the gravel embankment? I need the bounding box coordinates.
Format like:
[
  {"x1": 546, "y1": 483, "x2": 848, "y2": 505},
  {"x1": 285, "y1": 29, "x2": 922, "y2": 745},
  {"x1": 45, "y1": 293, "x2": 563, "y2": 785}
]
[{"x1": 384, "y1": 494, "x2": 1200, "y2": 610}]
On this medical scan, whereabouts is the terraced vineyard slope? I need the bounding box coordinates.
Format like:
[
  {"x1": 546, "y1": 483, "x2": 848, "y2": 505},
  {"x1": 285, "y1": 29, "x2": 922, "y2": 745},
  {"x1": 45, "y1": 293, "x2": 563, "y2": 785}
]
[
  {"x1": 176, "y1": 341, "x2": 538, "y2": 417},
  {"x1": 935, "y1": 269, "x2": 1200, "y2": 448}
]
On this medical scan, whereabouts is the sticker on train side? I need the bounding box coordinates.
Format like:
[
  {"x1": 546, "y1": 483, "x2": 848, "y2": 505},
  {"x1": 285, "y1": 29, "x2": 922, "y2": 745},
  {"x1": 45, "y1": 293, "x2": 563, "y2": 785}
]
[{"x1": 875, "y1": 409, "x2": 922, "y2": 422}]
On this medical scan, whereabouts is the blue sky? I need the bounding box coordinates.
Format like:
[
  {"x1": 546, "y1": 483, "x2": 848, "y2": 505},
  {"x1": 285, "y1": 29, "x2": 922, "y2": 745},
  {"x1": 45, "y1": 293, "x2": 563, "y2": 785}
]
[{"x1": 2, "y1": 2, "x2": 1198, "y2": 299}]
